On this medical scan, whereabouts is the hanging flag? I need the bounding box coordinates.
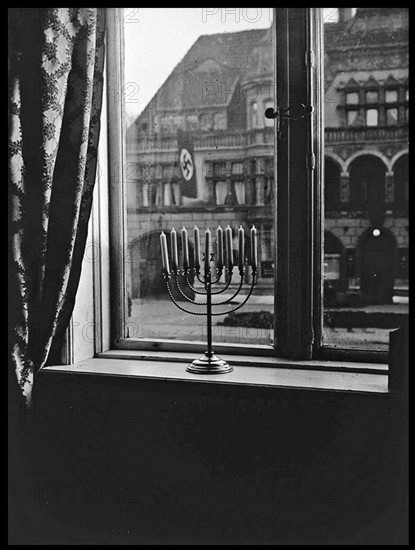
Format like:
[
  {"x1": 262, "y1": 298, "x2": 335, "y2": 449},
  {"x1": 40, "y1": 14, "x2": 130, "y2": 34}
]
[{"x1": 177, "y1": 129, "x2": 197, "y2": 198}]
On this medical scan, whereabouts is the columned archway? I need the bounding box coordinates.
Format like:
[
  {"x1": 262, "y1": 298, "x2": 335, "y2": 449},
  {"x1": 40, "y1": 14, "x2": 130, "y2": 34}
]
[{"x1": 349, "y1": 154, "x2": 387, "y2": 211}]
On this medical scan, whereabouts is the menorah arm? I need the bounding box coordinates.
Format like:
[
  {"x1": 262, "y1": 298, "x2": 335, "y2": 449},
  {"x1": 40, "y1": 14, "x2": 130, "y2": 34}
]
[
  {"x1": 210, "y1": 274, "x2": 244, "y2": 306},
  {"x1": 173, "y1": 272, "x2": 208, "y2": 306},
  {"x1": 164, "y1": 278, "x2": 206, "y2": 316},
  {"x1": 173, "y1": 271, "x2": 243, "y2": 307},
  {"x1": 186, "y1": 269, "x2": 233, "y2": 296},
  {"x1": 211, "y1": 274, "x2": 258, "y2": 316},
  {"x1": 195, "y1": 269, "x2": 227, "y2": 288}
]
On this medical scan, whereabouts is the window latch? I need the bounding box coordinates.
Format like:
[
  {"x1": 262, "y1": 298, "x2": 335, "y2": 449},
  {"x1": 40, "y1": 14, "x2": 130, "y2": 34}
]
[{"x1": 265, "y1": 104, "x2": 313, "y2": 140}]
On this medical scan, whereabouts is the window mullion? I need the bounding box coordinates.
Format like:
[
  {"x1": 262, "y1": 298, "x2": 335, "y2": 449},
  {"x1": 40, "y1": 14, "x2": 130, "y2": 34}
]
[
  {"x1": 275, "y1": 8, "x2": 315, "y2": 359},
  {"x1": 107, "y1": 8, "x2": 127, "y2": 344},
  {"x1": 312, "y1": 9, "x2": 325, "y2": 357}
]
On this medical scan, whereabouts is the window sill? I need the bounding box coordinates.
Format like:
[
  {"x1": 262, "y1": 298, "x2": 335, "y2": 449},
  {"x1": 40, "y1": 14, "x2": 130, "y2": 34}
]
[{"x1": 41, "y1": 350, "x2": 389, "y2": 395}]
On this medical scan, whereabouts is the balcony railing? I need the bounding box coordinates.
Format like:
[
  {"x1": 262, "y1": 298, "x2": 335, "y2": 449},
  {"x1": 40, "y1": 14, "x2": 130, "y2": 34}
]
[
  {"x1": 325, "y1": 126, "x2": 408, "y2": 144},
  {"x1": 129, "y1": 125, "x2": 408, "y2": 153},
  {"x1": 195, "y1": 133, "x2": 247, "y2": 148},
  {"x1": 131, "y1": 128, "x2": 276, "y2": 152}
]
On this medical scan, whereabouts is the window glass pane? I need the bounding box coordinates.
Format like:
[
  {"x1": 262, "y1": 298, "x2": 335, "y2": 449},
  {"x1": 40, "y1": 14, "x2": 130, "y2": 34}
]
[
  {"x1": 386, "y1": 107, "x2": 398, "y2": 125},
  {"x1": 385, "y1": 89, "x2": 398, "y2": 103},
  {"x1": 199, "y1": 113, "x2": 214, "y2": 131},
  {"x1": 323, "y1": 7, "x2": 409, "y2": 351},
  {"x1": 251, "y1": 102, "x2": 259, "y2": 128},
  {"x1": 215, "y1": 181, "x2": 228, "y2": 205},
  {"x1": 346, "y1": 109, "x2": 359, "y2": 126},
  {"x1": 365, "y1": 90, "x2": 378, "y2": 103},
  {"x1": 366, "y1": 108, "x2": 378, "y2": 126},
  {"x1": 124, "y1": 8, "x2": 275, "y2": 345},
  {"x1": 186, "y1": 115, "x2": 199, "y2": 131},
  {"x1": 160, "y1": 116, "x2": 174, "y2": 133},
  {"x1": 213, "y1": 112, "x2": 227, "y2": 130},
  {"x1": 405, "y1": 88, "x2": 409, "y2": 101},
  {"x1": 234, "y1": 181, "x2": 245, "y2": 204},
  {"x1": 231, "y1": 162, "x2": 244, "y2": 175},
  {"x1": 346, "y1": 92, "x2": 359, "y2": 105},
  {"x1": 213, "y1": 162, "x2": 226, "y2": 177}
]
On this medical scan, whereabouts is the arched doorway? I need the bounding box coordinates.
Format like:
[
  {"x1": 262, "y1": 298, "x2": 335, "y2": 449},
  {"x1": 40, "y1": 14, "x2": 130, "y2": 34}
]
[
  {"x1": 129, "y1": 231, "x2": 194, "y2": 300},
  {"x1": 349, "y1": 155, "x2": 387, "y2": 213},
  {"x1": 358, "y1": 228, "x2": 397, "y2": 304}
]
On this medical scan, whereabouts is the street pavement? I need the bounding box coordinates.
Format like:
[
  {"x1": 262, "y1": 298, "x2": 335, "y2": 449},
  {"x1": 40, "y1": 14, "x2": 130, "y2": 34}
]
[{"x1": 127, "y1": 294, "x2": 408, "y2": 348}]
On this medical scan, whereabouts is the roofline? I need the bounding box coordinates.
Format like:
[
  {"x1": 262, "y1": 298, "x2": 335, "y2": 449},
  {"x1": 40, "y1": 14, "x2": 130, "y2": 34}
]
[{"x1": 135, "y1": 28, "x2": 272, "y2": 123}]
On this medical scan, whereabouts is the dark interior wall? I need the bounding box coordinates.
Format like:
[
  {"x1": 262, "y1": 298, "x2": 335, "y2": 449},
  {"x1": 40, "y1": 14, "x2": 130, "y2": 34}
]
[{"x1": 9, "y1": 371, "x2": 408, "y2": 545}]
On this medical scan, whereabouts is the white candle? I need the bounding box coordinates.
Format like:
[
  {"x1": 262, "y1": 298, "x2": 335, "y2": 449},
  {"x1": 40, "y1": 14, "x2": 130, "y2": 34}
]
[
  {"x1": 193, "y1": 226, "x2": 201, "y2": 270},
  {"x1": 160, "y1": 231, "x2": 170, "y2": 274},
  {"x1": 181, "y1": 226, "x2": 189, "y2": 270},
  {"x1": 250, "y1": 225, "x2": 257, "y2": 270},
  {"x1": 238, "y1": 225, "x2": 245, "y2": 270},
  {"x1": 170, "y1": 228, "x2": 178, "y2": 270},
  {"x1": 225, "y1": 225, "x2": 233, "y2": 268},
  {"x1": 216, "y1": 226, "x2": 224, "y2": 270},
  {"x1": 204, "y1": 228, "x2": 211, "y2": 273}
]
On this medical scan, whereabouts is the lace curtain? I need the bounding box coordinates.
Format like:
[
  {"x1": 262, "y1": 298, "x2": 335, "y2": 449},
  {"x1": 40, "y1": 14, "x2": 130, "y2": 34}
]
[{"x1": 8, "y1": 8, "x2": 106, "y2": 406}]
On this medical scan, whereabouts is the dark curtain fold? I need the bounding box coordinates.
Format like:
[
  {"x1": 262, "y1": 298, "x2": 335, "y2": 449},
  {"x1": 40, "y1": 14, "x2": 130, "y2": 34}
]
[{"x1": 8, "y1": 8, "x2": 106, "y2": 407}]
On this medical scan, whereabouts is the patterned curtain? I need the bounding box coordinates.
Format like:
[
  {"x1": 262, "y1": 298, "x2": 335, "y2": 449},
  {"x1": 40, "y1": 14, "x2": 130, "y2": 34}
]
[{"x1": 8, "y1": 8, "x2": 106, "y2": 406}]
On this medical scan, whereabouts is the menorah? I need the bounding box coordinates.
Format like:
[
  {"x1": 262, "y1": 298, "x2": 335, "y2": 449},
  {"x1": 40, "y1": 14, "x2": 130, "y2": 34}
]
[{"x1": 160, "y1": 224, "x2": 258, "y2": 374}]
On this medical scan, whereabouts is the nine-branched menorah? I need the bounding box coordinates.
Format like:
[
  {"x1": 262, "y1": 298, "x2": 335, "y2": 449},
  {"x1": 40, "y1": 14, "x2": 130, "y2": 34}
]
[{"x1": 160, "y1": 224, "x2": 258, "y2": 374}]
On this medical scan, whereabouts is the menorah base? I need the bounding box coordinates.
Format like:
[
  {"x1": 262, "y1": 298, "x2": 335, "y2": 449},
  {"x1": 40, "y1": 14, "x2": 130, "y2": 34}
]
[{"x1": 187, "y1": 353, "x2": 233, "y2": 374}]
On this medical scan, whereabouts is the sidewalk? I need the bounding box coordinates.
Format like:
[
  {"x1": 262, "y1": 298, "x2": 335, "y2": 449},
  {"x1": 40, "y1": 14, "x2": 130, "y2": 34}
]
[
  {"x1": 128, "y1": 294, "x2": 408, "y2": 348},
  {"x1": 193, "y1": 292, "x2": 409, "y2": 310}
]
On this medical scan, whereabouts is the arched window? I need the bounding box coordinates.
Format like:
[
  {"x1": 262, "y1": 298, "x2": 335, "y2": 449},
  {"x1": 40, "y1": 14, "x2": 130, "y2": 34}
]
[
  {"x1": 393, "y1": 154, "x2": 408, "y2": 211},
  {"x1": 349, "y1": 155, "x2": 387, "y2": 210},
  {"x1": 324, "y1": 157, "x2": 341, "y2": 211}
]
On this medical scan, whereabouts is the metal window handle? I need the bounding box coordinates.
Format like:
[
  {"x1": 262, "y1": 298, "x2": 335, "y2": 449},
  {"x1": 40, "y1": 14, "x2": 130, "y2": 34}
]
[
  {"x1": 264, "y1": 107, "x2": 279, "y2": 120},
  {"x1": 265, "y1": 103, "x2": 313, "y2": 120},
  {"x1": 265, "y1": 104, "x2": 313, "y2": 140}
]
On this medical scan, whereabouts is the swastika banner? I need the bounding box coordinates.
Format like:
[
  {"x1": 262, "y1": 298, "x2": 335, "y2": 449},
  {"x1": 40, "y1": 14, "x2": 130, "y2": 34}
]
[{"x1": 177, "y1": 129, "x2": 197, "y2": 198}]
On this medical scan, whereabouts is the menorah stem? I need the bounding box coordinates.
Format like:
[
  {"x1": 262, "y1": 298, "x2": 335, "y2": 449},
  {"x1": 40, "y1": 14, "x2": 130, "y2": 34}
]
[
  {"x1": 186, "y1": 268, "x2": 233, "y2": 375},
  {"x1": 206, "y1": 271, "x2": 213, "y2": 358},
  {"x1": 162, "y1": 224, "x2": 258, "y2": 375}
]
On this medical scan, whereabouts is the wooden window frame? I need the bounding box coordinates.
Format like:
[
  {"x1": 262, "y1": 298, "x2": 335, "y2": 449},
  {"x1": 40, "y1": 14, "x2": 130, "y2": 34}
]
[{"x1": 105, "y1": 7, "x2": 389, "y2": 365}]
